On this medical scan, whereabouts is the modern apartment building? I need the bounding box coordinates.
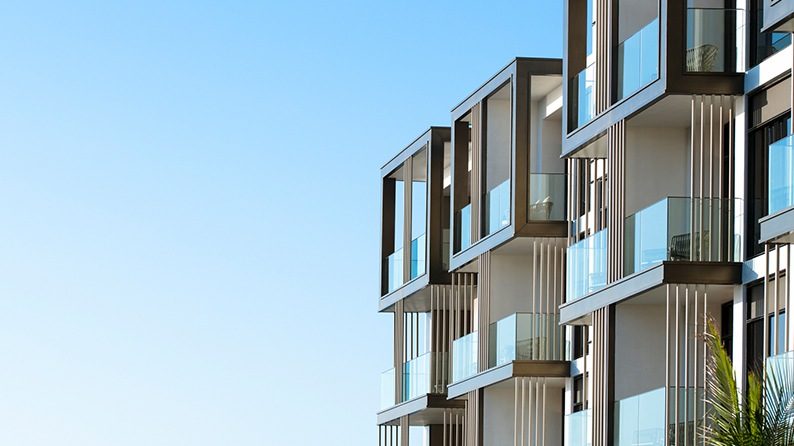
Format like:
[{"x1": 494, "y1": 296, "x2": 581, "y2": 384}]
[{"x1": 376, "y1": 1, "x2": 794, "y2": 444}]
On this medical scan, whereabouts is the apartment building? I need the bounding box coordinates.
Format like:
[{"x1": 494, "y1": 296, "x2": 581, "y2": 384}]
[{"x1": 376, "y1": 1, "x2": 794, "y2": 444}]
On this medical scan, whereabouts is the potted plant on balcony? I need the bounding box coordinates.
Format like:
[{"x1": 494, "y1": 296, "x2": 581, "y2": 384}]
[{"x1": 705, "y1": 321, "x2": 794, "y2": 445}]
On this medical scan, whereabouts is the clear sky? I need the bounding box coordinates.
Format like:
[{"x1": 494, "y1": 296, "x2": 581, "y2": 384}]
[{"x1": 0, "y1": 1, "x2": 561, "y2": 444}]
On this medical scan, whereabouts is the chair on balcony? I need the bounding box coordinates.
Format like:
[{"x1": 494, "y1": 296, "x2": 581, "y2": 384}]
[
  {"x1": 686, "y1": 44, "x2": 718, "y2": 72},
  {"x1": 529, "y1": 197, "x2": 553, "y2": 220},
  {"x1": 668, "y1": 231, "x2": 711, "y2": 261}
]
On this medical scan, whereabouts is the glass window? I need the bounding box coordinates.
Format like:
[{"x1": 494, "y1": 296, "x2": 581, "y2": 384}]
[
  {"x1": 750, "y1": 0, "x2": 792, "y2": 67},
  {"x1": 573, "y1": 374, "x2": 587, "y2": 412},
  {"x1": 747, "y1": 88, "x2": 790, "y2": 256},
  {"x1": 721, "y1": 301, "x2": 733, "y2": 360},
  {"x1": 745, "y1": 279, "x2": 788, "y2": 381},
  {"x1": 573, "y1": 326, "x2": 586, "y2": 359},
  {"x1": 482, "y1": 83, "x2": 512, "y2": 236}
]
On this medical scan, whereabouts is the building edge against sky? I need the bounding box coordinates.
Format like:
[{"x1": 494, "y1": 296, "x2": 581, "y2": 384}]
[{"x1": 376, "y1": 0, "x2": 794, "y2": 444}]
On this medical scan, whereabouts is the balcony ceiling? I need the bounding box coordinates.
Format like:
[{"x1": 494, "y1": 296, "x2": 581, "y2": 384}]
[{"x1": 627, "y1": 95, "x2": 694, "y2": 128}]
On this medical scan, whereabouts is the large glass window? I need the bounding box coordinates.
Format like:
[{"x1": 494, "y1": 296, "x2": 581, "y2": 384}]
[
  {"x1": 482, "y1": 83, "x2": 511, "y2": 236},
  {"x1": 750, "y1": 0, "x2": 792, "y2": 67},
  {"x1": 616, "y1": 0, "x2": 659, "y2": 100},
  {"x1": 746, "y1": 278, "x2": 788, "y2": 382},
  {"x1": 410, "y1": 150, "x2": 427, "y2": 280},
  {"x1": 747, "y1": 81, "x2": 791, "y2": 257}
]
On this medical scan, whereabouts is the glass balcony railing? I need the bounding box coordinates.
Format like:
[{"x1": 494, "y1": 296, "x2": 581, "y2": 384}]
[
  {"x1": 455, "y1": 204, "x2": 472, "y2": 253},
  {"x1": 766, "y1": 350, "x2": 794, "y2": 376},
  {"x1": 529, "y1": 173, "x2": 566, "y2": 221},
  {"x1": 613, "y1": 387, "x2": 704, "y2": 446},
  {"x1": 669, "y1": 387, "x2": 705, "y2": 442},
  {"x1": 485, "y1": 179, "x2": 511, "y2": 235},
  {"x1": 614, "y1": 388, "x2": 666, "y2": 446},
  {"x1": 452, "y1": 331, "x2": 478, "y2": 382},
  {"x1": 402, "y1": 352, "x2": 448, "y2": 401},
  {"x1": 410, "y1": 233, "x2": 426, "y2": 280},
  {"x1": 570, "y1": 63, "x2": 596, "y2": 130},
  {"x1": 624, "y1": 197, "x2": 740, "y2": 276},
  {"x1": 686, "y1": 8, "x2": 744, "y2": 73},
  {"x1": 488, "y1": 313, "x2": 564, "y2": 367},
  {"x1": 769, "y1": 135, "x2": 794, "y2": 215},
  {"x1": 617, "y1": 18, "x2": 659, "y2": 101},
  {"x1": 566, "y1": 409, "x2": 592, "y2": 446},
  {"x1": 566, "y1": 228, "x2": 608, "y2": 302},
  {"x1": 386, "y1": 248, "x2": 404, "y2": 293},
  {"x1": 380, "y1": 367, "x2": 396, "y2": 410}
]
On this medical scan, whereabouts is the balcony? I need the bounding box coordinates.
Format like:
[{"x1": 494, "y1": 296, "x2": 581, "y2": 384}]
[
  {"x1": 566, "y1": 409, "x2": 592, "y2": 446},
  {"x1": 685, "y1": 8, "x2": 743, "y2": 73},
  {"x1": 380, "y1": 367, "x2": 396, "y2": 410},
  {"x1": 402, "y1": 352, "x2": 448, "y2": 402},
  {"x1": 566, "y1": 229, "x2": 608, "y2": 302},
  {"x1": 624, "y1": 197, "x2": 740, "y2": 276},
  {"x1": 488, "y1": 313, "x2": 564, "y2": 367},
  {"x1": 617, "y1": 18, "x2": 659, "y2": 101},
  {"x1": 379, "y1": 127, "x2": 451, "y2": 308},
  {"x1": 529, "y1": 173, "x2": 566, "y2": 221},
  {"x1": 769, "y1": 136, "x2": 794, "y2": 215},
  {"x1": 379, "y1": 352, "x2": 449, "y2": 413},
  {"x1": 451, "y1": 331, "x2": 478, "y2": 382}
]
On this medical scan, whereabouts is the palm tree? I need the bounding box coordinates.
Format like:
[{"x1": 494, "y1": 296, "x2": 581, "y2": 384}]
[{"x1": 705, "y1": 320, "x2": 794, "y2": 445}]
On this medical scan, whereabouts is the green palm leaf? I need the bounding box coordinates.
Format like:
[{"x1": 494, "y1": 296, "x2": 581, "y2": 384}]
[{"x1": 705, "y1": 319, "x2": 794, "y2": 446}]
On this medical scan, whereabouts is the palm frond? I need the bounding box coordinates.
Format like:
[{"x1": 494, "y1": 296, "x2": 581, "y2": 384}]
[
  {"x1": 705, "y1": 319, "x2": 745, "y2": 446},
  {"x1": 763, "y1": 352, "x2": 794, "y2": 445}
]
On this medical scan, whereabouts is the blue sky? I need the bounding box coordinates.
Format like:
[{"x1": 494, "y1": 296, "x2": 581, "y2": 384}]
[{"x1": 0, "y1": 1, "x2": 561, "y2": 444}]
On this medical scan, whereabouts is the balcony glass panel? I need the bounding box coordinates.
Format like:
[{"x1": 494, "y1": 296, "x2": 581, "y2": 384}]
[
  {"x1": 566, "y1": 409, "x2": 592, "y2": 446},
  {"x1": 686, "y1": 8, "x2": 743, "y2": 73},
  {"x1": 488, "y1": 313, "x2": 563, "y2": 367},
  {"x1": 410, "y1": 234, "x2": 426, "y2": 280},
  {"x1": 452, "y1": 331, "x2": 478, "y2": 382},
  {"x1": 529, "y1": 173, "x2": 566, "y2": 221},
  {"x1": 566, "y1": 228, "x2": 608, "y2": 302},
  {"x1": 380, "y1": 367, "x2": 395, "y2": 410},
  {"x1": 617, "y1": 18, "x2": 659, "y2": 101},
  {"x1": 614, "y1": 388, "x2": 666, "y2": 446},
  {"x1": 769, "y1": 135, "x2": 794, "y2": 215},
  {"x1": 485, "y1": 179, "x2": 511, "y2": 234},
  {"x1": 488, "y1": 313, "x2": 564, "y2": 367},
  {"x1": 624, "y1": 197, "x2": 741, "y2": 276},
  {"x1": 386, "y1": 248, "x2": 404, "y2": 293},
  {"x1": 456, "y1": 204, "x2": 472, "y2": 252},
  {"x1": 402, "y1": 352, "x2": 436, "y2": 401},
  {"x1": 570, "y1": 64, "x2": 596, "y2": 130},
  {"x1": 669, "y1": 387, "x2": 705, "y2": 441},
  {"x1": 767, "y1": 351, "x2": 794, "y2": 376}
]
